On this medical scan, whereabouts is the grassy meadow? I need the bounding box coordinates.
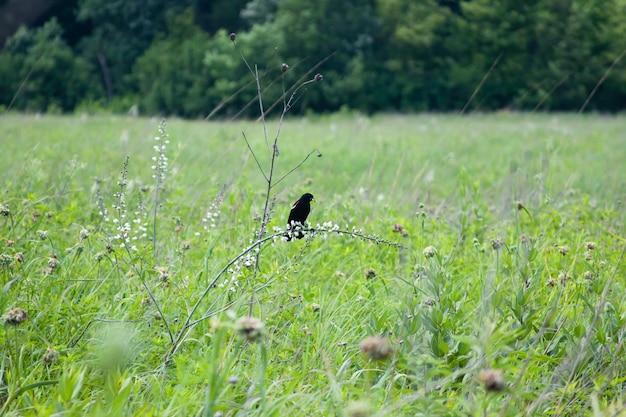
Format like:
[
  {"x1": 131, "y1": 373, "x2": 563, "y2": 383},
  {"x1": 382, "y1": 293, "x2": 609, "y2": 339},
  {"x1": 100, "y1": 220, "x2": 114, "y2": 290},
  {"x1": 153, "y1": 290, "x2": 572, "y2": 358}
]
[{"x1": 0, "y1": 112, "x2": 625, "y2": 416}]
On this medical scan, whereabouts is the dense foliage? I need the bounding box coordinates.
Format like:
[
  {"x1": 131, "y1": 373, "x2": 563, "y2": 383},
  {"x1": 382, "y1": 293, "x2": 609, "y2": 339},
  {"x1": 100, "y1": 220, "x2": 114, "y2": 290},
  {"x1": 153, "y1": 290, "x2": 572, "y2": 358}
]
[
  {"x1": 0, "y1": 113, "x2": 625, "y2": 415},
  {"x1": 1, "y1": 0, "x2": 626, "y2": 116}
]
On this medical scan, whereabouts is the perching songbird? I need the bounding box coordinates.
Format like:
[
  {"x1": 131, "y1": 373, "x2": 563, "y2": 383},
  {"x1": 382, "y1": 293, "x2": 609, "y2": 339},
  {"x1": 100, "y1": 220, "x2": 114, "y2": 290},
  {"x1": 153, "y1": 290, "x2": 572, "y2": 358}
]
[{"x1": 285, "y1": 193, "x2": 314, "y2": 240}]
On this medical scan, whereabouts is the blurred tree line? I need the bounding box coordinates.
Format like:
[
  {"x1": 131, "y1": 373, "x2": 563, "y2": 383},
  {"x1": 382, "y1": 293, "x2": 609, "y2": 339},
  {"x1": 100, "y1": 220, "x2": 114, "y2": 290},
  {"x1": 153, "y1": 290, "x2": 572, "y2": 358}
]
[{"x1": 0, "y1": 0, "x2": 625, "y2": 116}]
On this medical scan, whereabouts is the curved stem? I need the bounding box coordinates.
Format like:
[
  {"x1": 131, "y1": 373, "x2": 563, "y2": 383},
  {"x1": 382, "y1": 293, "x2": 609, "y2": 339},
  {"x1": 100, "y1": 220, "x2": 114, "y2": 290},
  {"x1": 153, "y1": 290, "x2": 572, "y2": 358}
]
[{"x1": 166, "y1": 231, "x2": 285, "y2": 360}]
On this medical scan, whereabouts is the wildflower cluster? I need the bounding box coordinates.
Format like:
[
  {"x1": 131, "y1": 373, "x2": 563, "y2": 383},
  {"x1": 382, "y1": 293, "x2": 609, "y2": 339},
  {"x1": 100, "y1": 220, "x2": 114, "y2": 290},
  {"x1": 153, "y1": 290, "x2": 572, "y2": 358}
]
[
  {"x1": 201, "y1": 188, "x2": 226, "y2": 232},
  {"x1": 110, "y1": 157, "x2": 135, "y2": 250},
  {"x1": 95, "y1": 154, "x2": 154, "y2": 251},
  {"x1": 96, "y1": 185, "x2": 109, "y2": 222},
  {"x1": 272, "y1": 220, "x2": 401, "y2": 248},
  {"x1": 152, "y1": 119, "x2": 169, "y2": 184},
  {"x1": 313, "y1": 221, "x2": 340, "y2": 239},
  {"x1": 202, "y1": 206, "x2": 220, "y2": 231},
  {"x1": 129, "y1": 197, "x2": 149, "y2": 243},
  {"x1": 224, "y1": 240, "x2": 260, "y2": 291}
]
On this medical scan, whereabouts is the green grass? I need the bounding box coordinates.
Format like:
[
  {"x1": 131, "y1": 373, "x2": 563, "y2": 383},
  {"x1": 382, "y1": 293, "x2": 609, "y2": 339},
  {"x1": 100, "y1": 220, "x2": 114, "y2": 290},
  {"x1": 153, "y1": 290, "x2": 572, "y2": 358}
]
[{"x1": 0, "y1": 112, "x2": 625, "y2": 416}]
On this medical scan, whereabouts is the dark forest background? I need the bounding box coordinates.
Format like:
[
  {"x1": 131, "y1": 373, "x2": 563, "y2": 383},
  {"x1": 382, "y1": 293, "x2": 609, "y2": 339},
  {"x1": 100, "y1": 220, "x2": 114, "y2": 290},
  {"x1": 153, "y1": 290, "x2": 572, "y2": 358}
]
[{"x1": 1, "y1": 0, "x2": 625, "y2": 117}]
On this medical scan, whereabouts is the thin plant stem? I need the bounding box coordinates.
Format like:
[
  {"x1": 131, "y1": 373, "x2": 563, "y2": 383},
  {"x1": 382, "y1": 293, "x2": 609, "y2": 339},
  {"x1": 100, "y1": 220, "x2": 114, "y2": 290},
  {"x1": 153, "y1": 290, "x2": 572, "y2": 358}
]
[
  {"x1": 272, "y1": 149, "x2": 322, "y2": 188},
  {"x1": 5, "y1": 54, "x2": 44, "y2": 112},
  {"x1": 242, "y1": 131, "x2": 268, "y2": 181},
  {"x1": 579, "y1": 48, "x2": 626, "y2": 113},
  {"x1": 460, "y1": 52, "x2": 503, "y2": 115}
]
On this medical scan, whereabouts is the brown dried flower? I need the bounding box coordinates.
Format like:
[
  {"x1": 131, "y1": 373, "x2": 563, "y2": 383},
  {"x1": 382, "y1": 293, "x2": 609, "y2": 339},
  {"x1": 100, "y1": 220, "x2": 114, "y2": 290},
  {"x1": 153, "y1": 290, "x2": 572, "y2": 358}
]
[
  {"x1": 3, "y1": 307, "x2": 28, "y2": 325},
  {"x1": 491, "y1": 238, "x2": 504, "y2": 250},
  {"x1": 557, "y1": 246, "x2": 569, "y2": 256},
  {"x1": 236, "y1": 316, "x2": 264, "y2": 342},
  {"x1": 364, "y1": 268, "x2": 377, "y2": 279},
  {"x1": 478, "y1": 368, "x2": 506, "y2": 392},
  {"x1": 360, "y1": 336, "x2": 393, "y2": 361}
]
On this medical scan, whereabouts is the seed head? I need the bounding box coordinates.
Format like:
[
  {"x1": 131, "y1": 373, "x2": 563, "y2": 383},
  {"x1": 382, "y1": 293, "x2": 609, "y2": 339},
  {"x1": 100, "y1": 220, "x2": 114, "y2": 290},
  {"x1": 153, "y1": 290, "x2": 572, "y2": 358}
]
[
  {"x1": 364, "y1": 268, "x2": 377, "y2": 279},
  {"x1": 0, "y1": 204, "x2": 9, "y2": 216},
  {"x1": 314, "y1": 73, "x2": 323, "y2": 82},
  {"x1": 229, "y1": 32, "x2": 236, "y2": 42},
  {"x1": 583, "y1": 271, "x2": 594, "y2": 280},
  {"x1": 236, "y1": 316, "x2": 264, "y2": 342},
  {"x1": 42, "y1": 347, "x2": 60, "y2": 364},
  {"x1": 0, "y1": 253, "x2": 12, "y2": 268},
  {"x1": 478, "y1": 368, "x2": 506, "y2": 392},
  {"x1": 281, "y1": 63, "x2": 289, "y2": 73},
  {"x1": 557, "y1": 246, "x2": 569, "y2": 256},
  {"x1": 3, "y1": 307, "x2": 28, "y2": 325},
  {"x1": 310, "y1": 303, "x2": 321, "y2": 312},
  {"x1": 423, "y1": 246, "x2": 437, "y2": 258},
  {"x1": 360, "y1": 336, "x2": 393, "y2": 361},
  {"x1": 37, "y1": 230, "x2": 48, "y2": 240},
  {"x1": 586, "y1": 242, "x2": 597, "y2": 251},
  {"x1": 155, "y1": 266, "x2": 169, "y2": 282},
  {"x1": 516, "y1": 201, "x2": 525, "y2": 211},
  {"x1": 48, "y1": 256, "x2": 60, "y2": 271},
  {"x1": 79, "y1": 229, "x2": 90, "y2": 240},
  {"x1": 491, "y1": 238, "x2": 504, "y2": 250},
  {"x1": 15, "y1": 252, "x2": 24, "y2": 263}
]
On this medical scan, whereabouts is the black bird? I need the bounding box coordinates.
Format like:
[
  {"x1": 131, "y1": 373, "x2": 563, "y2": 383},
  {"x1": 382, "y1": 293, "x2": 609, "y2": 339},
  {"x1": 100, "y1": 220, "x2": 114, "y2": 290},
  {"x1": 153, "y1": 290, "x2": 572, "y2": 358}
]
[{"x1": 285, "y1": 193, "x2": 315, "y2": 240}]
